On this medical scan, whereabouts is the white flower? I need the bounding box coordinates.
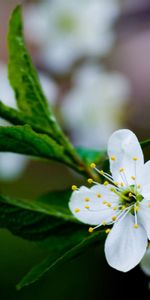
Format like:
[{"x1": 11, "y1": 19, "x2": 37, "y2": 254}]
[
  {"x1": 61, "y1": 65, "x2": 130, "y2": 148},
  {"x1": 25, "y1": 0, "x2": 120, "y2": 72},
  {"x1": 0, "y1": 63, "x2": 58, "y2": 180},
  {"x1": 69, "y1": 129, "x2": 150, "y2": 272},
  {"x1": 140, "y1": 245, "x2": 150, "y2": 276}
]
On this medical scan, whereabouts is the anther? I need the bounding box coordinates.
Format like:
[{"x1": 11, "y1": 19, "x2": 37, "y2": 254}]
[
  {"x1": 74, "y1": 208, "x2": 80, "y2": 213},
  {"x1": 112, "y1": 216, "x2": 117, "y2": 221},
  {"x1": 106, "y1": 203, "x2": 111, "y2": 207},
  {"x1": 111, "y1": 156, "x2": 116, "y2": 161},
  {"x1": 121, "y1": 205, "x2": 126, "y2": 210},
  {"x1": 113, "y1": 206, "x2": 117, "y2": 211},
  {"x1": 102, "y1": 201, "x2": 107, "y2": 204},
  {"x1": 137, "y1": 184, "x2": 141, "y2": 189},
  {"x1": 97, "y1": 193, "x2": 101, "y2": 198},
  {"x1": 133, "y1": 157, "x2": 138, "y2": 161},
  {"x1": 110, "y1": 187, "x2": 115, "y2": 192},
  {"x1": 84, "y1": 205, "x2": 90, "y2": 209},
  {"x1": 134, "y1": 224, "x2": 139, "y2": 229},
  {"x1": 88, "y1": 227, "x2": 94, "y2": 233},
  {"x1": 129, "y1": 192, "x2": 132, "y2": 197},
  {"x1": 90, "y1": 163, "x2": 96, "y2": 169},
  {"x1": 147, "y1": 203, "x2": 150, "y2": 208},
  {"x1": 100, "y1": 170, "x2": 104, "y2": 175},
  {"x1": 104, "y1": 181, "x2": 109, "y2": 186},
  {"x1": 119, "y1": 168, "x2": 124, "y2": 172},
  {"x1": 105, "y1": 229, "x2": 111, "y2": 234},
  {"x1": 120, "y1": 182, "x2": 124, "y2": 187},
  {"x1": 84, "y1": 197, "x2": 90, "y2": 202},
  {"x1": 72, "y1": 185, "x2": 77, "y2": 191},
  {"x1": 135, "y1": 205, "x2": 139, "y2": 212},
  {"x1": 131, "y1": 176, "x2": 135, "y2": 180},
  {"x1": 87, "y1": 178, "x2": 93, "y2": 184},
  {"x1": 114, "y1": 182, "x2": 119, "y2": 186}
]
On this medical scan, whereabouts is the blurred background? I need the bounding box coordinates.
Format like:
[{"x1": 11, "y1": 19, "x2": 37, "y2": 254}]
[{"x1": 0, "y1": 0, "x2": 150, "y2": 299}]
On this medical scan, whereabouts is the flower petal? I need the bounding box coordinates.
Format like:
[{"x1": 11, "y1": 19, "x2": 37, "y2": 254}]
[
  {"x1": 108, "y1": 129, "x2": 144, "y2": 185},
  {"x1": 140, "y1": 161, "x2": 150, "y2": 200},
  {"x1": 105, "y1": 213, "x2": 147, "y2": 272},
  {"x1": 69, "y1": 184, "x2": 118, "y2": 225},
  {"x1": 138, "y1": 201, "x2": 150, "y2": 239},
  {"x1": 140, "y1": 246, "x2": 150, "y2": 276}
]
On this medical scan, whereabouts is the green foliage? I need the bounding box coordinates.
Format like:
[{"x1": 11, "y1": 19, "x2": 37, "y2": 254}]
[
  {"x1": 0, "y1": 192, "x2": 105, "y2": 289},
  {"x1": 0, "y1": 125, "x2": 76, "y2": 167},
  {"x1": 17, "y1": 230, "x2": 105, "y2": 290},
  {"x1": 0, "y1": 194, "x2": 64, "y2": 241},
  {"x1": 8, "y1": 6, "x2": 55, "y2": 130},
  {"x1": 76, "y1": 147, "x2": 106, "y2": 165}
]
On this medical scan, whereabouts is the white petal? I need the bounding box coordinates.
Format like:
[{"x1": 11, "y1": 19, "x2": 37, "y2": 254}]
[
  {"x1": 108, "y1": 129, "x2": 144, "y2": 186},
  {"x1": 105, "y1": 213, "x2": 147, "y2": 272},
  {"x1": 140, "y1": 161, "x2": 150, "y2": 200},
  {"x1": 138, "y1": 201, "x2": 150, "y2": 239},
  {"x1": 140, "y1": 246, "x2": 150, "y2": 276},
  {"x1": 69, "y1": 184, "x2": 118, "y2": 225}
]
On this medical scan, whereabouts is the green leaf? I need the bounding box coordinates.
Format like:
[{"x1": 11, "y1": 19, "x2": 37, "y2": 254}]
[
  {"x1": 2, "y1": 190, "x2": 75, "y2": 222},
  {"x1": 7, "y1": 5, "x2": 80, "y2": 160},
  {"x1": 141, "y1": 139, "x2": 150, "y2": 149},
  {"x1": 0, "y1": 125, "x2": 76, "y2": 167},
  {"x1": 17, "y1": 229, "x2": 105, "y2": 290},
  {"x1": 0, "y1": 194, "x2": 64, "y2": 240},
  {"x1": 76, "y1": 147, "x2": 106, "y2": 164},
  {"x1": 8, "y1": 6, "x2": 52, "y2": 125},
  {"x1": 0, "y1": 189, "x2": 78, "y2": 240}
]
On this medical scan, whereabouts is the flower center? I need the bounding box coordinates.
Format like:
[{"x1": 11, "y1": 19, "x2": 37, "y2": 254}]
[{"x1": 119, "y1": 187, "x2": 143, "y2": 207}]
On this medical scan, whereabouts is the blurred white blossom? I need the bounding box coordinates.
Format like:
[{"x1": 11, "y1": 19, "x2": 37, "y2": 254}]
[
  {"x1": 61, "y1": 65, "x2": 130, "y2": 149},
  {"x1": 25, "y1": 0, "x2": 120, "y2": 72},
  {"x1": 0, "y1": 63, "x2": 58, "y2": 180}
]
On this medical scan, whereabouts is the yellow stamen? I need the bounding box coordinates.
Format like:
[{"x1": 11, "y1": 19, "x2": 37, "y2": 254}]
[
  {"x1": 121, "y1": 205, "x2": 126, "y2": 210},
  {"x1": 74, "y1": 208, "x2": 80, "y2": 213},
  {"x1": 112, "y1": 216, "x2": 117, "y2": 221},
  {"x1": 131, "y1": 176, "x2": 135, "y2": 180},
  {"x1": 84, "y1": 197, "x2": 90, "y2": 202},
  {"x1": 102, "y1": 201, "x2": 107, "y2": 204},
  {"x1": 134, "y1": 224, "x2": 139, "y2": 229},
  {"x1": 111, "y1": 156, "x2": 116, "y2": 161},
  {"x1": 133, "y1": 157, "x2": 138, "y2": 161},
  {"x1": 88, "y1": 227, "x2": 94, "y2": 233},
  {"x1": 135, "y1": 205, "x2": 139, "y2": 212},
  {"x1": 119, "y1": 168, "x2": 124, "y2": 172},
  {"x1": 114, "y1": 182, "x2": 119, "y2": 186},
  {"x1": 105, "y1": 229, "x2": 111, "y2": 234},
  {"x1": 87, "y1": 178, "x2": 93, "y2": 184},
  {"x1": 110, "y1": 187, "x2": 115, "y2": 192},
  {"x1": 102, "y1": 221, "x2": 106, "y2": 226},
  {"x1": 100, "y1": 170, "x2": 104, "y2": 175},
  {"x1": 90, "y1": 163, "x2": 96, "y2": 169},
  {"x1": 137, "y1": 184, "x2": 141, "y2": 189},
  {"x1": 97, "y1": 193, "x2": 101, "y2": 198},
  {"x1": 129, "y1": 192, "x2": 132, "y2": 197},
  {"x1": 106, "y1": 202, "x2": 111, "y2": 207},
  {"x1": 104, "y1": 181, "x2": 109, "y2": 186},
  {"x1": 113, "y1": 206, "x2": 117, "y2": 211},
  {"x1": 84, "y1": 205, "x2": 90, "y2": 209},
  {"x1": 120, "y1": 182, "x2": 124, "y2": 187},
  {"x1": 72, "y1": 185, "x2": 77, "y2": 191},
  {"x1": 147, "y1": 203, "x2": 150, "y2": 208}
]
